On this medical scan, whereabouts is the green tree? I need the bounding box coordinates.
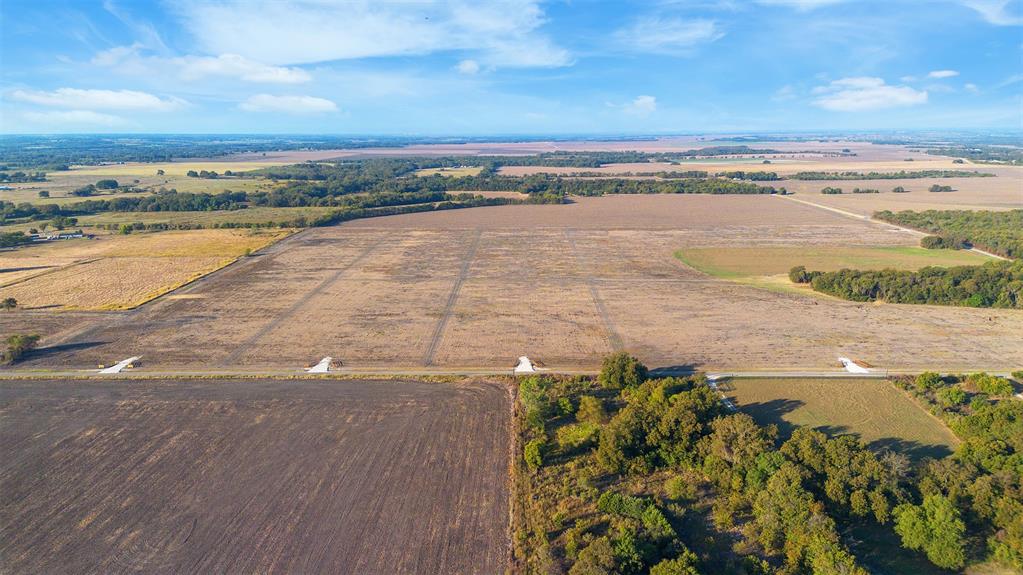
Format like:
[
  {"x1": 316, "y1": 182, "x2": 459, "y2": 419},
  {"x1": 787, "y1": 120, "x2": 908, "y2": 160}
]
[
  {"x1": 649, "y1": 550, "x2": 700, "y2": 575},
  {"x1": 598, "y1": 352, "x2": 648, "y2": 390},
  {"x1": 894, "y1": 495, "x2": 967, "y2": 569},
  {"x1": 37, "y1": 190, "x2": 49, "y2": 198},
  {"x1": 915, "y1": 371, "x2": 943, "y2": 391},
  {"x1": 935, "y1": 386, "x2": 967, "y2": 407},
  {"x1": 524, "y1": 438, "x2": 544, "y2": 471},
  {"x1": 3, "y1": 334, "x2": 40, "y2": 364},
  {"x1": 577, "y1": 395, "x2": 608, "y2": 424},
  {"x1": 569, "y1": 537, "x2": 617, "y2": 575},
  {"x1": 1, "y1": 297, "x2": 16, "y2": 311},
  {"x1": 95, "y1": 179, "x2": 119, "y2": 189}
]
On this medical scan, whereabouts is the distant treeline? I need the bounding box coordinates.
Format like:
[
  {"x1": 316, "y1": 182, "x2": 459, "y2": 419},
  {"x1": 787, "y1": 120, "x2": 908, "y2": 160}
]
[
  {"x1": 926, "y1": 145, "x2": 1023, "y2": 165},
  {"x1": 792, "y1": 260, "x2": 1023, "y2": 308},
  {"x1": 875, "y1": 209, "x2": 1023, "y2": 259},
  {"x1": 0, "y1": 231, "x2": 33, "y2": 248},
  {"x1": 790, "y1": 170, "x2": 994, "y2": 180},
  {"x1": 0, "y1": 171, "x2": 46, "y2": 183}
]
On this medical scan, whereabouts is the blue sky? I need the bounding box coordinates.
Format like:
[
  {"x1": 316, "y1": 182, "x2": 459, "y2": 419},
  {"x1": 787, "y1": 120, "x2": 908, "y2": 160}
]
[{"x1": 1, "y1": 0, "x2": 1020, "y2": 134}]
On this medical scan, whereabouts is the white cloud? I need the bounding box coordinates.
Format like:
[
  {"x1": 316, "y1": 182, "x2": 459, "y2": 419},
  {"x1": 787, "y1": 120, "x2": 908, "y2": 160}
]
[
  {"x1": 959, "y1": 0, "x2": 1023, "y2": 25},
  {"x1": 10, "y1": 88, "x2": 185, "y2": 111},
  {"x1": 624, "y1": 95, "x2": 657, "y2": 116},
  {"x1": 615, "y1": 17, "x2": 723, "y2": 54},
  {"x1": 172, "y1": 0, "x2": 572, "y2": 68},
  {"x1": 812, "y1": 77, "x2": 928, "y2": 111},
  {"x1": 92, "y1": 45, "x2": 311, "y2": 84},
  {"x1": 22, "y1": 110, "x2": 126, "y2": 126},
  {"x1": 965, "y1": 82, "x2": 980, "y2": 93},
  {"x1": 928, "y1": 69, "x2": 960, "y2": 78},
  {"x1": 239, "y1": 94, "x2": 338, "y2": 114},
  {"x1": 773, "y1": 85, "x2": 796, "y2": 101},
  {"x1": 900, "y1": 75, "x2": 918, "y2": 82},
  {"x1": 755, "y1": 0, "x2": 846, "y2": 8},
  {"x1": 456, "y1": 59, "x2": 481, "y2": 75}
]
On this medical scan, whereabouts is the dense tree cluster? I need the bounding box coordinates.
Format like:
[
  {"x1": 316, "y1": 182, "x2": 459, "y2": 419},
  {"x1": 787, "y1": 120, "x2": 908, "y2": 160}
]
[
  {"x1": 875, "y1": 209, "x2": 1023, "y2": 258},
  {"x1": 929, "y1": 184, "x2": 955, "y2": 193},
  {"x1": 2, "y1": 334, "x2": 39, "y2": 364},
  {"x1": 925, "y1": 145, "x2": 1023, "y2": 165},
  {"x1": 0, "y1": 171, "x2": 46, "y2": 183},
  {"x1": 515, "y1": 354, "x2": 1023, "y2": 574},
  {"x1": 0, "y1": 231, "x2": 33, "y2": 248},
  {"x1": 820, "y1": 187, "x2": 843, "y2": 194},
  {"x1": 790, "y1": 170, "x2": 993, "y2": 180},
  {"x1": 796, "y1": 260, "x2": 1023, "y2": 308}
]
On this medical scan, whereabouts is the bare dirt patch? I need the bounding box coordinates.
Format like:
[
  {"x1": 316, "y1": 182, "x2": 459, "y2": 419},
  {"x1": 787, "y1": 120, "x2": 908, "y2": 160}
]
[{"x1": 0, "y1": 378, "x2": 510, "y2": 574}]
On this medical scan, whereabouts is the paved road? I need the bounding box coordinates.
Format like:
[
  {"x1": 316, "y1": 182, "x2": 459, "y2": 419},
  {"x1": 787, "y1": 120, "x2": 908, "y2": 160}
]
[{"x1": 1, "y1": 365, "x2": 1018, "y2": 380}]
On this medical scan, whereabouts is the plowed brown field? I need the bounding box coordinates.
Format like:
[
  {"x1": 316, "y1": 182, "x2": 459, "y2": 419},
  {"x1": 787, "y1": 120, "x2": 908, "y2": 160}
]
[{"x1": 0, "y1": 378, "x2": 510, "y2": 574}]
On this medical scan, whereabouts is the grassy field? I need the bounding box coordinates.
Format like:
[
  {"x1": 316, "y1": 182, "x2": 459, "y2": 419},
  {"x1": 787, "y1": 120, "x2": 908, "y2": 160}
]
[
  {"x1": 413, "y1": 166, "x2": 483, "y2": 177},
  {"x1": 675, "y1": 245, "x2": 991, "y2": 293},
  {"x1": 720, "y1": 378, "x2": 958, "y2": 459},
  {"x1": 0, "y1": 228, "x2": 291, "y2": 310}
]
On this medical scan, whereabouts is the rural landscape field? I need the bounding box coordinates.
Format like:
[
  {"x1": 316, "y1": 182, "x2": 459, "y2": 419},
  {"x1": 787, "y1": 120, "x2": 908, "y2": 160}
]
[{"x1": 2, "y1": 0, "x2": 1022, "y2": 573}]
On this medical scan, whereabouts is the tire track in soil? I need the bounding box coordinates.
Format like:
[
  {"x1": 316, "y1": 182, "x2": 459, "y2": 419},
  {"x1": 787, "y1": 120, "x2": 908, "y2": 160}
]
[
  {"x1": 422, "y1": 229, "x2": 482, "y2": 366},
  {"x1": 564, "y1": 228, "x2": 624, "y2": 352},
  {"x1": 218, "y1": 236, "x2": 386, "y2": 367}
]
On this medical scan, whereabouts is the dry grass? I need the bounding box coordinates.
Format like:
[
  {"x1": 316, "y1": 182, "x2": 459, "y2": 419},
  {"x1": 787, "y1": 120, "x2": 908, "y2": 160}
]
[
  {"x1": 0, "y1": 229, "x2": 290, "y2": 309},
  {"x1": 720, "y1": 378, "x2": 958, "y2": 459},
  {"x1": 68, "y1": 161, "x2": 290, "y2": 177}
]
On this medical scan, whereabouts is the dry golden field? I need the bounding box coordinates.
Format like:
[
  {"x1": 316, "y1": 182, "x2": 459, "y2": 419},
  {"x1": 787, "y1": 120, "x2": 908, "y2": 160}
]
[
  {"x1": 0, "y1": 229, "x2": 290, "y2": 310},
  {"x1": 5, "y1": 194, "x2": 1021, "y2": 372}
]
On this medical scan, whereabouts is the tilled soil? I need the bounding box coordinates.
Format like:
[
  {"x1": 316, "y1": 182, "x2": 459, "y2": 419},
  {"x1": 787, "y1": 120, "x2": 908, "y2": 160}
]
[{"x1": 0, "y1": 378, "x2": 511, "y2": 574}]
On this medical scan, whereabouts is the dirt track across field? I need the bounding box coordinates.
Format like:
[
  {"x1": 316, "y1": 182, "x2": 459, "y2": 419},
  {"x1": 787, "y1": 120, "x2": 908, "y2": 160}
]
[{"x1": 0, "y1": 378, "x2": 510, "y2": 574}]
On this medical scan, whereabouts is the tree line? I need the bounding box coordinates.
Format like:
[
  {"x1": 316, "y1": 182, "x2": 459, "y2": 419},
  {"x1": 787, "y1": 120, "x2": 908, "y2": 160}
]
[
  {"x1": 875, "y1": 209, "x2": 1023, "y2": 259},
  {"x1": 790, "y1": 170, "x2": 993, "y2": 180},
  {"x1": 516, "y1": 352, "x2": 1023, "y2": 574},
  {"x1": 790, "y1": 260, "x2": 1023, "y2": 308}
]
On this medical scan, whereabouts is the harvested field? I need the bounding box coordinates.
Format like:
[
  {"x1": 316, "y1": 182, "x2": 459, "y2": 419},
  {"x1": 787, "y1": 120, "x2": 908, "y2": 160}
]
[
  {"x1": 413, "y1": 166, "x2": 483, "y2": 177},
  {"x1": 0, "y1": 378, "x2": 510, "y2": 574},
  {"x1": 0, "y1": 229, "x2": 289, "y2": 309},
  {"x1": 720, "y1": 378, "x2": 958, "y2": 459},
  {"x1": 7, "y1": 195, "x2": 1023, "y2": 372}
]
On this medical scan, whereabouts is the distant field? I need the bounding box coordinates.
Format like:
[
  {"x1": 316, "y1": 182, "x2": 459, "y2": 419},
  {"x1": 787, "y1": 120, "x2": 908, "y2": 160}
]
[
  {"x1": 0, "y1": 378, "x2": 510, "y2": 574},
  {"x1": 720, "y1": 378, "x2": 958, "y2": 459},
  {"x1": 0, "y1": 228, "x2": 290, "y2": 309},
  {"x1": 74, "y1": 206, "x2": 335, "y2": 228},
  {"x1": 69, "y1": 161, "x2": 290, "y2": 177},
  {"x1": 675, "y1": 245, "x2": 991, "y2": 293},
  {"x1": 413, "y1": 166, "x2": 483, "y2": 177}
]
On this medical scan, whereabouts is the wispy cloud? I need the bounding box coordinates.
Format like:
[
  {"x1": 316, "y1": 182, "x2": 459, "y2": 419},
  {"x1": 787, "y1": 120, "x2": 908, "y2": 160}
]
[
  {"x1": 812, "y1": 77, "x2": 927, "y2": 111},
  {"x1": 456, "y1": 59, "x2": 481, "y2": 75},
  {"x1": 92, "y1": 45, "x2": 311, "y2": 84},
  {"x1": 928, "y1": 69, "x2": 959, "y2": 78},
  {"x1": 959, "y1": 0, "x2": 1023, "y2": 25},
  {"x1": 10, "y1": 88, "x2": 186, "y2": 111},
  {"x1": 755, "y1": 0, "x2": 847, "y2": 9},
  {"x1": 172, "y1": 0, "x2": 572, "y2": 68},
  {"x1": 615, "y1": 17, "x2": 723, "y2": 55},
  {"x1": 239, "y1": 94, "x2": 338, "y2": 114},
  {"x1": 624, "y1": 95, "x2": 658, "y2": 116},
  {"x1": 22, "y1": 109, "x2": 126, "y2": 127}
]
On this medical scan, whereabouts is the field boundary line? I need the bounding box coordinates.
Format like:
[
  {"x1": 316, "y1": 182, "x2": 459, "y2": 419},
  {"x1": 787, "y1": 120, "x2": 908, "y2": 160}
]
[
  {"x1": 219, "y1": 234, "x2": 387, "y2": 366},
  {"x1": 0, "y1": 257, "x2": 101, "y2": 289},
  {"x1": 564, "y1": 229, "x2": 624, "y2": 353},
  {"x1": 776, "y1": 194, "x2": 1007, "y2": 261},
  {"x1": 422, "y1": 228, "x2": 483, "y2": 366}
]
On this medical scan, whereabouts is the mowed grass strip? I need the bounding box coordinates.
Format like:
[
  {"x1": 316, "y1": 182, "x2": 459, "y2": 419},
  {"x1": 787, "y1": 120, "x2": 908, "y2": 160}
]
[
  {"x1": 675, "y1": 245, "x2": 991, "y2": 293},
  {"x1": 0, "y1": 229, "x2": 291, "y2": 309},
  {"x1": 413, "y1": 166, "x2": 483, "y2": 177},
  {"x1": 720, "y1": 378, "x2": 958, "y2": 459}
]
